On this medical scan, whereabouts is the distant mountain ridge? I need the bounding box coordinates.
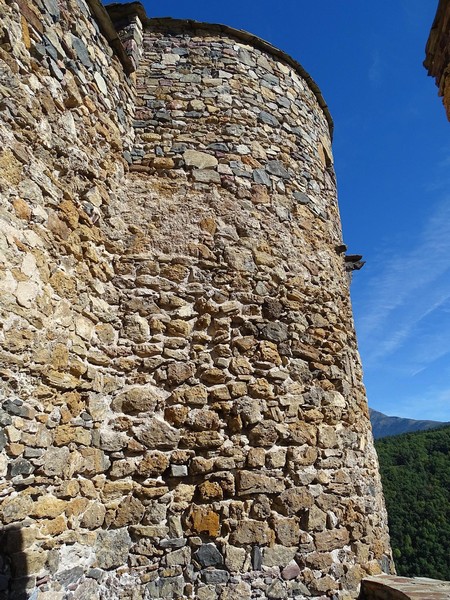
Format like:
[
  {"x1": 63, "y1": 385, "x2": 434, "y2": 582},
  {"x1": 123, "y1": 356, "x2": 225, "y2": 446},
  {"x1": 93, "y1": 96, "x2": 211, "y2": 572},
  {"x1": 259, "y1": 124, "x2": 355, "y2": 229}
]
[{"x1": 369, "y1": 408, "x2": 449, "y2": 439}]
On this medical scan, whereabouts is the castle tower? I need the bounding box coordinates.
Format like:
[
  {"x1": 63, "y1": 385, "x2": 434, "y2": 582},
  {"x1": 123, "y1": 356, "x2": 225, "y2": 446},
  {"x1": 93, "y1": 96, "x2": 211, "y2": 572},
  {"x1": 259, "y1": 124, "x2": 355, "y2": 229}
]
[{"x1": 0, "y1": 1, "x2": 392, "y2": 598}]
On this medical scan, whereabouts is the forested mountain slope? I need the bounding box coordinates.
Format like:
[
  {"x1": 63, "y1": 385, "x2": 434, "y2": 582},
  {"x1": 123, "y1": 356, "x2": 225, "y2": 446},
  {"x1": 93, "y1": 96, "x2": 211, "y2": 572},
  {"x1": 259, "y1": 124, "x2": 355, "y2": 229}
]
[{"x1": 376, "y1": 426, "x2": 450, "y2": 579}]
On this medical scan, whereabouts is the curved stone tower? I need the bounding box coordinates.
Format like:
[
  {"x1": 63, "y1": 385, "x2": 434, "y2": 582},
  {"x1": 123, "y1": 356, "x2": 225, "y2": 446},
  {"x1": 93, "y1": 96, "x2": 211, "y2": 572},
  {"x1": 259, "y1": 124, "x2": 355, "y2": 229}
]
[{"x1": 0, "y1": 2, "x2": 392, "y2": 599}]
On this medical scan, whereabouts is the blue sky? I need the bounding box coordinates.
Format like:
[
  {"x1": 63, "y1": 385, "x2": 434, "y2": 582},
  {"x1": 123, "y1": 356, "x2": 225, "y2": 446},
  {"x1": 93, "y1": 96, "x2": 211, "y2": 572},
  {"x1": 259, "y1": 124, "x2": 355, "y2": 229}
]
[{"x1": 136, "y1": 0, "x2": 450, "y2": 421}]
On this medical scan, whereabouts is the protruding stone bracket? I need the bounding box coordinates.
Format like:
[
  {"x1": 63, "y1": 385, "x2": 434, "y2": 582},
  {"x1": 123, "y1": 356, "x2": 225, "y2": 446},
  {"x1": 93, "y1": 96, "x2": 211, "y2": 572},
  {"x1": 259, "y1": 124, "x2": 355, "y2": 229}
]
[
  {"x1": 345, "y1": 254, "x2": 365, "y2": 272},
  {"x1": 360, "y1": 575, "x2": 450, "y2": 599}
]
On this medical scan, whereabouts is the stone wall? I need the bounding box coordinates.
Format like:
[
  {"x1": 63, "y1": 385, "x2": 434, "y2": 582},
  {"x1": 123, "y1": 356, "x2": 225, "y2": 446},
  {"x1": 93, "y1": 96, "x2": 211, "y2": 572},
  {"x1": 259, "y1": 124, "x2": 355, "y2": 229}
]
[
  {"x1": 0, "y1": 2, "x2": 392, "y2": 599},
  {"x1": 424, "y1": 0, "x2": 450, "y2": 121},
  {"x1": 360, "y1": 575, "x2": 450, "y2": 600},
  {"x1": 0, "y1": 0, "x2": 137, "y2": 597}
]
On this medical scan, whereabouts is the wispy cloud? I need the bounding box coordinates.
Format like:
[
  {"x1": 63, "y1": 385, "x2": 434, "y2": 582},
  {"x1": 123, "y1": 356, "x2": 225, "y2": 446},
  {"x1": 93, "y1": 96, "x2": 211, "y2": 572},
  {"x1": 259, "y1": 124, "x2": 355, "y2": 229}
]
[
  {"x1": 438, "y1": 154, "x2": 450, "y2": 169},
  {"x1": 355, "y1": 195, "x2": 450, "y2": 373},
  {"x1": 396, "y1": 386, "x2": 450, "y2": 422},
  {"x1": 368, "y1": 50, "x2": 382, "y2": 87}
]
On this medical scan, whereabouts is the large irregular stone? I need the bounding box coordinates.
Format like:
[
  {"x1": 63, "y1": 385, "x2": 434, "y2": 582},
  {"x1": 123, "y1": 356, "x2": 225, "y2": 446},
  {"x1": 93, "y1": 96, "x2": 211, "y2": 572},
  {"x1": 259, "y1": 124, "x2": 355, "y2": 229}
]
[
  {"x1": 10, "y1": 457, "x2": 33, "y2": 476},
  {"x1": 282, "y1": 560, "x2": 302, "y2": 580},
  {"x1": 194, "y1": 544, "x2": 223, "y2": 568},
  {"x1": 248, "y1": 421, "x2": 279, "y2": 447},
  {"x1": 274, "y1": 487, "x2": 314, "y2": 516},
  {"x1": 189, "y1": 506, "x2": 221, "y2": 536},
  {"x1": 267, "y1": 580, "x2": 287, "y2": 599},
  {"x1": 187, "y1": 409, "x2": 220, "y2": 431},
  {"x1": 253, "y1": 168, "x2": 271, "y2": 186},
  {"x1": 134, "y1": 418, "x2": 180, "y2": 449},
  {"x1": 114, "y1": 495, "x2": 145, "y2": 528},
  {"x1": 192, "y1": 169, "x2": 221, "y2": 183},
  {"x1": 95, "y1": 529, "x2": 132, "y2": 569},
  {"x1": 99, "y1": 429, "x2": 128, "y2": 452},
  {"x1": 288, "y1": 422, "x2": 317, "y2": 446},
  {"x1": 237, "y1": 471, "x2": 285, "y2": 495},
  {"x1": 70, "y1": 35, "x2": 92, "y2": 69},
  {"x1": 224, "y1": 247, "x2": 256, "y2": 272},
  {"x1": 305, "y1": 505, "x2": 327, "y2": 531},
  {"x1": 80, "y1": 502, "x2": 106, "y2": 529},
  {"x1": 181, "y1": 430, "x2": 224, "y2": 449},
  {"x1": 265, "y1": 160, "x2": 290, "y2": 179},
  {"x1": 314, "y1": 527, "x2": 350, "y2": 551},
  {"x1": 258, "y1": 111, "x2": 280, "y2": 127},
  {"x1": 221, "y1": 582, "x2": 252, "y2": 600},
  {"x1": 273, "y1": 517, "x2": 301, "y2": 546},
  {"x1": 0, "y1": 494, "x2": 33, "y2": 523},
  {"x1": 112, "y1": 386, "x2": 164, "y2": 413},
  {"x1": 263, "y1": 545, "x2": 297, "y2": 568},
  {"x1": 260, "y1": 322, "x2": 288, "y2": 342},
  {"x1": 55, "y1": 566, "x2": 84, "y2": 588},
  {"x1": 31, "y1": 496, "x2": 66, "y2": 518},
  {"x1": 53, "y1": 426, "x2": 91, "y2": 446},
  {"x1": 79, "y1": 447, "x2": 111, "y2": 475},
  {"x1": 146, "y1": 575, "x2": 185, "y2": 598},
  {"x1": 137, "y1": 451, "x2": 170, "y2": 476},
  {"x1": 167, "y1": 363, "x2": 195, "y2": 385},
  {"x1": 165, "y1": 546, "x2": 191, "y2": 566},
  {"x1": 184, "y1": 150, "x2": 218, "y2": 169},
  {"x1": 224, "y1": 546, "x2": 247, "y2": 572},
  {"x1": 38, "y1": 447, "x2": 70, "y2": 477},
  {"x1": 201, "y1": 570, "x2": 230, "y2": 584},
  {"x1": 230, "y1": 520, "x2": 272, "y2": 545}
]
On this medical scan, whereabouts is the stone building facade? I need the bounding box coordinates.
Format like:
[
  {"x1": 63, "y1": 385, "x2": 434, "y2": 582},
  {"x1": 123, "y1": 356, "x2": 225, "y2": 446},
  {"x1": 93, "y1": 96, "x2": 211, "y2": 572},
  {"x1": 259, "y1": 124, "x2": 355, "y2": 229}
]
[
  {"x1": 425, "y1": 0, "x2": 450, "y2": 120},
  {"x1": 0, "y1": 1, "x2": 392, "y2": 598}
]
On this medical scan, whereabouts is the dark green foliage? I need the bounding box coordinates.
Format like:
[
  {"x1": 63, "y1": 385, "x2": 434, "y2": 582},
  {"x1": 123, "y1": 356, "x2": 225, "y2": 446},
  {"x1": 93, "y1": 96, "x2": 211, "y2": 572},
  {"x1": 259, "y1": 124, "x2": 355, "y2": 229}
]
[{"x1": 375, "y1": 426, "x2": 450, "y2": 579}]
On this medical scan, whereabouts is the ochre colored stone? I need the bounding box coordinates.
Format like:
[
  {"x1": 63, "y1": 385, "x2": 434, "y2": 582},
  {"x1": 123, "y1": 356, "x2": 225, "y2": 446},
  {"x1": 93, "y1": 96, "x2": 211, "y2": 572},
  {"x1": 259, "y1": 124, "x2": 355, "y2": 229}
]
[
  {"x1": 137, "y1": 451, "x2": 170, "y2": 476},
  {"x1": 197, "y1": 481, "x2": 223, "y2": 501},
  {"x1": 40, "y1": 515, "x2": 67, "y2": 536},
  {"x1": 181, "y1": 431, "x2": 224, "y2": 449},
  {"x1": 53, "y1": 425, "x2": 91, "y2": 446},
  {"x1": 273, "y1": 517, "x2": 300, "y2": 546},
  {"x1": 165, "y1": 405, "x2": 189, "y2": 426},
  {"x1": 314, "y1": 528, "x2": 350, "y2": 552},
  {"x1": 189, "y1": 506, "x2": 221, "y2": 537},
  {"x1": 0, "y1": 149, "x2": 22, "y2": 184},
  {"x1": 167, "y1": 362, "x2": 195, "y2": 385},
  {"x1": 32, "y1": 496, "x2": 67, "y2": 518},
  {"x1": 114, "y1": 495, "x2": 145, "y2": 528},
  {"x1": 153, "y1": 157, "x2": 175, "y2": 170},
  {"x1": 12, "y1": 197, "x2": 31, "y2": 220},
  {"x1": 113, "y1": 386, "x2": 162, "y2": 414},
  {"x1": 66, "y1": 497, "x2": 90, "y2": 517},
  {"x1": 166, "y1": 319, "x2": 191, "y2": 337}
]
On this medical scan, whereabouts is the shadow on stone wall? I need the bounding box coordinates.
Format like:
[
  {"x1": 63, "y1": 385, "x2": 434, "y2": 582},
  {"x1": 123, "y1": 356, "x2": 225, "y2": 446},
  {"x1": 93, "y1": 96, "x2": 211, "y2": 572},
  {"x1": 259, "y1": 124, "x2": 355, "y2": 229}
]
[{"x1": 0, "y1": 526, "x2": 29, "y2": 600}]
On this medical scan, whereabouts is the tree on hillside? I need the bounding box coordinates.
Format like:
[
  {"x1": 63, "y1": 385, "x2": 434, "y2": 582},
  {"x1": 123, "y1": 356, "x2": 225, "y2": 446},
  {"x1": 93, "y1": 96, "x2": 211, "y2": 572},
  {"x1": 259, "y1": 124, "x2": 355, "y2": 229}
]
[{"x1": 376, "y1": 426, "x2": 450, "y2": 579}]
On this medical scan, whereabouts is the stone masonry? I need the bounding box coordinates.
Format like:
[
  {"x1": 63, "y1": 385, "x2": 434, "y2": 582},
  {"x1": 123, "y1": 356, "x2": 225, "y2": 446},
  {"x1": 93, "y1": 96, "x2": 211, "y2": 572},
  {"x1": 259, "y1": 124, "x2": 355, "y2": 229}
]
[
  {"x1": 0, "y1": 1, "x2": 393, "y2": 599},
  {"x1": 425, "y1": 0, "x2": 450, "y2": 121}
]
